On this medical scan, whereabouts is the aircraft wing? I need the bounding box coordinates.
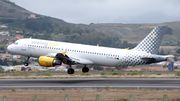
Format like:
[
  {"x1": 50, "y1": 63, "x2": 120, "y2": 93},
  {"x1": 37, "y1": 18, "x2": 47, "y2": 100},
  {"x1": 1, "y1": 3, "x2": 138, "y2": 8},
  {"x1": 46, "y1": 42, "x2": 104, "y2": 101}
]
[{"x1": 45, "y1": 52, "x2": 94, "y2": 65}]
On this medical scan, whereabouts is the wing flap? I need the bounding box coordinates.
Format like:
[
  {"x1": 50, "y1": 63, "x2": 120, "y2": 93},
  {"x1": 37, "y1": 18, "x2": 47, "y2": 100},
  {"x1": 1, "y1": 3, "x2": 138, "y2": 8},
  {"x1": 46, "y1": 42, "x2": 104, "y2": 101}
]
[
  {"x1": 45, "y1": 53, "x2": 57, "y2": 57},
  {"x1": 69, "y1": 56, "x2": 94, "y2": 65},
  {"x1": 44, "y1": 52, "x2": 94, "y2": 65}
]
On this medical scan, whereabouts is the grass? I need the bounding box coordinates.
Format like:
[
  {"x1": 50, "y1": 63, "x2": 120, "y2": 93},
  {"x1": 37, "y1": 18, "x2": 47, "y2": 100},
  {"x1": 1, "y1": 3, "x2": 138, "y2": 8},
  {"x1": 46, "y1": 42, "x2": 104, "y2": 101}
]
[
  {"x1": 116, "y1": 98, "x2": 128, "y2": 101},
  {"x1": 156, "y1": 73, "x2": 161, "y2": 75},
  {"x1": 101, "y1": 72, "x2": 105, "y2": 75},
  {"x1": 176, "y1": 72, "x2": 180, "y2": 76},
  {"x1": 112, "y1": 72, "x2": 122, "y2": 75},
  {"x1": 0, "y1": 71, "x2": 180, "y2": 79},
  {"x1": 34, "y1": 72, "x2": 52, "y2": 76},
  {"x1": 36, "y1": 73, "x2": 41, "y2": 76},
  {"x1": 127, "y1": 71, "x2": 143, "y2": 75},
  {"x1": 0, "y1": 74, "x2": 6, "y2": 76},
  {"x1": 10, "y1": 87, "x2": 18, "y2": 92},
  {"x1": 41, "y1": 72, "x2": 52, "y2": 76},
  {"x1": 22, "y1": 72, "x2": 31, "y2": 77},
  {"x1": 10, "y1": 73, "x2": 20, "y2": 76},
  {"x1": 105, "y1": 84, "x2": 110, "y2": 91}
]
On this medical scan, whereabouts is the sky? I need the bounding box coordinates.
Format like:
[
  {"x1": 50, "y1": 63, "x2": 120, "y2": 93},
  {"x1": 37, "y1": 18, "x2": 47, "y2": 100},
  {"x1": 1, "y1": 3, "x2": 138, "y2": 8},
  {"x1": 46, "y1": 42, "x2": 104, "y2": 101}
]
[{"x1": 10, "y1": 0, "x2": 180, "y2": 24}]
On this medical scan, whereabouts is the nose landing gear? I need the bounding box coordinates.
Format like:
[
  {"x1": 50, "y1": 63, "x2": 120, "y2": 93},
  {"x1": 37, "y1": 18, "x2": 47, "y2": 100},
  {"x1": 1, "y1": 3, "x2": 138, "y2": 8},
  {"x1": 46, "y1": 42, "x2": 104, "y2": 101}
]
[{"x1": 24, "y1": 56, "x2": 30, "y2": 66}]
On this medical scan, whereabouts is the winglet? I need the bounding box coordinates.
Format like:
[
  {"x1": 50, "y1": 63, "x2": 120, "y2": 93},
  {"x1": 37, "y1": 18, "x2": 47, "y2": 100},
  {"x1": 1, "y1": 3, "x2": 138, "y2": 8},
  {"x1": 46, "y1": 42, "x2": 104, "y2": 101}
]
[{"x1": 62, "y1": 51, "x2": 67, "y2": 56}]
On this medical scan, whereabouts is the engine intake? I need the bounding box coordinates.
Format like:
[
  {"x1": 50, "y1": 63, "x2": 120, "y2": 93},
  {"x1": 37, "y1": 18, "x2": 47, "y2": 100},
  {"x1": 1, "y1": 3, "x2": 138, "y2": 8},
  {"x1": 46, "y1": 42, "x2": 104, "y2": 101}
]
[{"x1": 39, "y1": 56, "x2": 62, "y2": 67}]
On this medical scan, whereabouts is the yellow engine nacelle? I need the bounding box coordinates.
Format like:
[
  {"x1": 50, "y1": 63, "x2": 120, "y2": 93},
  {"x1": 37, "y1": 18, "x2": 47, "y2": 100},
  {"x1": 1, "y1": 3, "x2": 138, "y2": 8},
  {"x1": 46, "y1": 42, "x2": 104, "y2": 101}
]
[{"x1": 39, "y1": 56, "x2": 62, "y2": 67}]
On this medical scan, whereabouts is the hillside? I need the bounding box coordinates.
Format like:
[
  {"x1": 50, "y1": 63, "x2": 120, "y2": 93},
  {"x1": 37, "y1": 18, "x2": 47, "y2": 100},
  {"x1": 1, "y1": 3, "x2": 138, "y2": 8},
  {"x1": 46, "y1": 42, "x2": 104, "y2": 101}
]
[
  {"x1": 0, "y1": 0, "x2": 33, "y2": 19},
  {"x1": 80, "y1": 22, "x2": 180, "y2": 46}
]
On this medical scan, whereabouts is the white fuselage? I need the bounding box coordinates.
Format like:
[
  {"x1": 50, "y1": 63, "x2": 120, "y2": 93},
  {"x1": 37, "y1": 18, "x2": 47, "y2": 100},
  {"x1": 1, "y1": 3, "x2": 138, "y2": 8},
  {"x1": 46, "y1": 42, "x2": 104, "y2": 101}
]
[{"x1": 8, "y1": 38, "x2": 153, "y2": 67}]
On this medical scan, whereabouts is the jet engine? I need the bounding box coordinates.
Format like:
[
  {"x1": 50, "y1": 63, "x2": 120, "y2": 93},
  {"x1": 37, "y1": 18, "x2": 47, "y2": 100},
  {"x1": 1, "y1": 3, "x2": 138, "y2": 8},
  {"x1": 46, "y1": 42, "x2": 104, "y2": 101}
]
[{"x1": 39, "y1": 56, "x2": 62, "y2": 67}]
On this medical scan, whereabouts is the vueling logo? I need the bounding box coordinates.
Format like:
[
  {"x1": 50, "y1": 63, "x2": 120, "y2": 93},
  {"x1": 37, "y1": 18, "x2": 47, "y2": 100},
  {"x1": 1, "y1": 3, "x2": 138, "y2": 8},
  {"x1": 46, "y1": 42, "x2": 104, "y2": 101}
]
[
  {"x1": 31, "y1": 41, "x2": 48, "y2": 47},
  {"x1": 31, "y1": 41, "x2": 59, "y2": 47},
  {"x1": 48, "y1": 43, "x2": 59, "y2": 47}
]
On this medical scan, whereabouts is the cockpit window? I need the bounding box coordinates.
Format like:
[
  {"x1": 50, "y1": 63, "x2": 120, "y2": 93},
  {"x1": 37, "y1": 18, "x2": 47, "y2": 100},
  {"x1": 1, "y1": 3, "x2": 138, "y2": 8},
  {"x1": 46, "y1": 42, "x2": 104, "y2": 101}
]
[{"x1": 14, "y1": 42, "x2": 18, "y2": 45}]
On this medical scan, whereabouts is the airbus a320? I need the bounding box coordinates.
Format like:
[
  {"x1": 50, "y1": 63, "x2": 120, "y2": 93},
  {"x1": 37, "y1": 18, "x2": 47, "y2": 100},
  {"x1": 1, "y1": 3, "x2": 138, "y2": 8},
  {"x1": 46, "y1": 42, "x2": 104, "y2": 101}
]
[{"x1": 7, "y1": 25, "x2": 171, "y2": 74}]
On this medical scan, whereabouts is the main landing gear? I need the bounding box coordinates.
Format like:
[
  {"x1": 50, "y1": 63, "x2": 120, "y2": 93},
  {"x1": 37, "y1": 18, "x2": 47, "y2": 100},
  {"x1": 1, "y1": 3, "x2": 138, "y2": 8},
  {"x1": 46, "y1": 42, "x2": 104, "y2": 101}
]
[
  {"x1": 67, "y1": 64, "x2": 89, "y2": 74},
  {"x1": 82, "y1": 65, "x2": 89, "y2": 73},
  {"x1": 67, "y1": 61, "x2": 75, "y2": 74},
  {"x1": 67, "y1": 68, "x2": 75, "y2": 74},
  {"x1": 24, "y1": 56, "x2": 30, "y2": 66}
]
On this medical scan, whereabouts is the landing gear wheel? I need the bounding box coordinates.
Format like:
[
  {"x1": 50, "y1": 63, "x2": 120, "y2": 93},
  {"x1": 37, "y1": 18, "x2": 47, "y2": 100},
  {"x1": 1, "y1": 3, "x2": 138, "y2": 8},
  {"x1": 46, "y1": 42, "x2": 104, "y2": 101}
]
[
  {"x1": 24, "y1": 57, "x2": 30, "y2": 66},
  {"x1": 82, "y1": 67, "x2": 89, "y2": 73},
  {"x1": 24, "y1": 63, "x2": 29, "y2": 66},
  {"x1": 67, "y1": 68, "x2": 74, "y2": 74}
]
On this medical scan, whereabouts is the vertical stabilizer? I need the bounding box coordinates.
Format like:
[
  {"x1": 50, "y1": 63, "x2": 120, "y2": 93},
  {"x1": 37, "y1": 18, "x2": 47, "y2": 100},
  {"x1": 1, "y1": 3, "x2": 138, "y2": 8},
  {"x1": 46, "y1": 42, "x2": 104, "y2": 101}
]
[{"x1": 133, "y1": 25, "x2": 167, "y2": 54}]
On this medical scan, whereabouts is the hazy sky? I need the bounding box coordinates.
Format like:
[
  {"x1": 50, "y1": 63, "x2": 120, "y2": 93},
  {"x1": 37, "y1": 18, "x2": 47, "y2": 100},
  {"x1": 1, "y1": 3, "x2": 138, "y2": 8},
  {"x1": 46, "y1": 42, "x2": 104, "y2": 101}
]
[{"x1": 10, "y1": 0, "x2": 180, "y2": 24}]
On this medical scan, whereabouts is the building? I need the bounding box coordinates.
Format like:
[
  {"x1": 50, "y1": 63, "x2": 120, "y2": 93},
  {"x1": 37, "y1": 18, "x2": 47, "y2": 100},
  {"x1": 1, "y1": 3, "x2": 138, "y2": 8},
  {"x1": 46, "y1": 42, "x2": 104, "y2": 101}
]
[
  {"x1": 13, "y1": 67, "x2": 21, "y2": 71},
  {"x1": 55, "y1": 66, "x2": 67, "y2": 71},
  {"x1": 0, "y1": 31, "x2": 10, "y2": 36},
  {"x1": 16, "y1": 34, "x2": 24, "y2": 39},
  {"x1": 28, "y1": 14, "x2": 36, "y2": 19},
  {"x1": 16, "y1": 31, "x2": 23, "y2": 34},
  {"x1": 0, "y1": 25, "x2": 8, "y2": 29}
]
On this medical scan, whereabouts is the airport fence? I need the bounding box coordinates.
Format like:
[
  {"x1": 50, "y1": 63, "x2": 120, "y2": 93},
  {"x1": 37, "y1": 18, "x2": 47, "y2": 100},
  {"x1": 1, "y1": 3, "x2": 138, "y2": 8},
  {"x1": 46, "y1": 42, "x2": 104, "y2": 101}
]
[{"x1": 3, "y1": 94, "x2": 168, "y2": 101}]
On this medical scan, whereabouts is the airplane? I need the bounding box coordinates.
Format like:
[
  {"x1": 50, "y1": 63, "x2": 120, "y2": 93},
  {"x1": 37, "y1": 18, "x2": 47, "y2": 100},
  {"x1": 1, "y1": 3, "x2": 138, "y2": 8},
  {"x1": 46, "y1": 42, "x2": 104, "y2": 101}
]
[{"x1": 7, "y1": 25, "x2": 171, "y2": 74}]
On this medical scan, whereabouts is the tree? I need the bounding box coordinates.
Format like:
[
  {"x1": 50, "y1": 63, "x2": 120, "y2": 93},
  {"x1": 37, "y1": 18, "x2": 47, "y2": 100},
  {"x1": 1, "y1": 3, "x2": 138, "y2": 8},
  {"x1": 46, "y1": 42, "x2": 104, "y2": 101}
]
[
  {"x1": 176, "y1": 48, "x2": 180, "y2": 54},
  {"x1": 174, "y1": 56, "x2": 178, "y2": 61},
  {"x1": 2, "y1": 59, "x2": 8, "y2": 66},
  {"x1": 21, "y1": 67, "x2": 25, "y2": 71},
  {"x1": 93, "y1": 65, "x2": 103, "y2": 70},
  {"x1": 12, "y1": 61, "x2": 18, "y2": 65},
  {"x1": 0, "y1": 66, "x2": 4, "y2": 72},
  {"x1": 0, "y1": 46, "x2": 5, "y2": 50}
]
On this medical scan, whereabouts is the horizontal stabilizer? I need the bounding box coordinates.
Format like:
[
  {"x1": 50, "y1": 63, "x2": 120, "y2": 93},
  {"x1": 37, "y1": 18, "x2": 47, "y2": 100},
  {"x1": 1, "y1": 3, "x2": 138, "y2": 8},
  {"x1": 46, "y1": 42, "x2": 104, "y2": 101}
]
[
  {"x1": 141, "y1": 54, "x2": 168, "y2": 64},
  {"x1": 141, "y1": 57, "x2": 155, "y2": 61},
  {"x1": 163, "y1": 55, "x2": 174, "y2": 58}
]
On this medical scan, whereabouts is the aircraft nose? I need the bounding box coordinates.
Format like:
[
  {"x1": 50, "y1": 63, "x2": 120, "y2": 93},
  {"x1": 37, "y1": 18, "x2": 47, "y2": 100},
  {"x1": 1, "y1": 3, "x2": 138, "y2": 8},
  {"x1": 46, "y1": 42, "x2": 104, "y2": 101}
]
[{"x1": 7, "y1": 45, "x2": 12, "y2": 52}]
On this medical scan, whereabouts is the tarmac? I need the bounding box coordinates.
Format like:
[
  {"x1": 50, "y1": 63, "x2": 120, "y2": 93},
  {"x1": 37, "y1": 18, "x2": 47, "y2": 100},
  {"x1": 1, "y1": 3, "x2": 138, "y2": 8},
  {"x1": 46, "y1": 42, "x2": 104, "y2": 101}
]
[{"x1": 0, "y1": 78, "x2": 180, "y2": 89}]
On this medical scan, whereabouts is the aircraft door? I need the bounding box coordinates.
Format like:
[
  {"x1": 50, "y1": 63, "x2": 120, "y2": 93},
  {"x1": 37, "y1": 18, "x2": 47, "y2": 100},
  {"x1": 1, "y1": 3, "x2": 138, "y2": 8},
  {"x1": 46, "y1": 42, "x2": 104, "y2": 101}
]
[{"x1": 21, "y1": 41, "x2": 28, "y2": 51}]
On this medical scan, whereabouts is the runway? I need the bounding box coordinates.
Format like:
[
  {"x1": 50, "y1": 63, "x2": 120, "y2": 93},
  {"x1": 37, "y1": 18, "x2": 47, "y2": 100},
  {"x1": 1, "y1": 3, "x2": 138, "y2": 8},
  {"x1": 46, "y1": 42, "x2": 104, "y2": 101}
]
[{"x1": 0, "y1": 78, "x2": 180, "y2": 89}]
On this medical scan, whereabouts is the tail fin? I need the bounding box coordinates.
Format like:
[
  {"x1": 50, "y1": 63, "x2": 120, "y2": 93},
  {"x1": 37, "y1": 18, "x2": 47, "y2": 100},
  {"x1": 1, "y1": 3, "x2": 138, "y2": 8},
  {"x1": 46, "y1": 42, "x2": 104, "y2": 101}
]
[{"x1": 133, "y1": 25, "x2": 167, "y2": 54}]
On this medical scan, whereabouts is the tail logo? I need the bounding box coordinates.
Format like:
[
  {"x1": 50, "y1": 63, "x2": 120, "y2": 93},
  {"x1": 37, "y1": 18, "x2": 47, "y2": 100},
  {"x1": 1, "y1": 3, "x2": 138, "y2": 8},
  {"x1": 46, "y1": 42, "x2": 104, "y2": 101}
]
[{"x1": 133, "y1": 25, "x2": 167, "y2": 54}]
